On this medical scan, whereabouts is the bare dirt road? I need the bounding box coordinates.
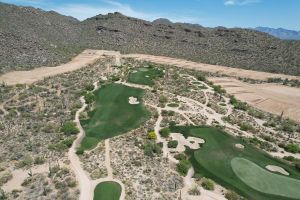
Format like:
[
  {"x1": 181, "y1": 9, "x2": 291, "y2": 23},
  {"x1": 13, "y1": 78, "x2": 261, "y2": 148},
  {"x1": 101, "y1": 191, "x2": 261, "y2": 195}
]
[{"x1": 0, "y1": 50, "x2": 112, "y2": 85}]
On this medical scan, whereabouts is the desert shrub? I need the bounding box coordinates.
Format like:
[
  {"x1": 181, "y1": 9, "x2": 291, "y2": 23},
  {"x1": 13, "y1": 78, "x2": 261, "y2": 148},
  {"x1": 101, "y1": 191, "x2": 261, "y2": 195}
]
[
  {"x1": 283, "y1": 156, "x2": 297, "y2": 162},
  {"x1": 281, "y1": 120, "x2": 295, "y2": 133},
  {"x1": 159, "y1": 95, "x2": 168, "y2": 103},
  {"x1": 61, "y1": 122, "x2": 79, "y2": 135},
  {"x1": 111, "y1": 75, "x2": 120, "y2": 82},
  {"x1": 34, "y1": 156, "x2": 45, "y2": 165},
  {"x1": 76, "y1": 149, "x2": 84, "y2": 155},
  {"x1": 16, "y1": 155, "x2": 33, "y2": 168},
  {"x1": 144, "y1": 141, "x2": 162, "y2": 156},
  {"x1": 176, "y1": 159, "x2": 191, "y2": 176},
  {"x1": 84, "y1": 92, "x2": 95, "y2": 104},
  {"x1": 160, "y1": 128, "x2": 171, "y2": 138},
  {"x1": 168, "y1": 140, "x2": 178, "y2": 148},
  {"x1": 284, "y1": 143, "x2": 300, "y2": 153},
  {"x1": 147, "y1": 131, "x2": 157, "y2": 140},
  {"x1": 225, "y1": 190, "x2": 241, "y2": 200},
  {"x1": 201, "y1": 177, "x2": 215, "y2": 190},
  {"x1": 196, "y1": 73, "x2": 206, "y2": 81},
  {"x1": 239, "y1": 123, "x2": 254, "y2": 132},
  {"x1": 61, "y1": 138, "x2": 74, "y2": 148},
  {"x1": 212, "y1": 85, "x2": 225, "y2": 94},
  {"x1": 174, "y1": 153, "x2": 187, "y2": 161},
  {"x1": 84, "y1": 83, "x2": 95, "y2": 91},
  {"x1": 188, "y1": 185, "x2": 201, "y2": 195},
  {"x1": 0, "y1": 172, "x2": 12, "y2": 186}
]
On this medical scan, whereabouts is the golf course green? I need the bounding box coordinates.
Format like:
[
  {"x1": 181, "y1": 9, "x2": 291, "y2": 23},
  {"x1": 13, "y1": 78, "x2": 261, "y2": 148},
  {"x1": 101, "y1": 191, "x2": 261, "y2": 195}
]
[
  {"x1": 170, "y1": 126, "x2": 300, "y2": 200},
  {"x1": 127, "y1": 65, "x2": 164, "y2": 86},
  {"x1": 94, "y1": 181, "x2": 121, "y2": 200},
  {"x1": 80, "y1": 83, "x2": 150, "y2": 150},
  {"x1": 232, "y1": 158, "x2": 300, "y2": 199}
]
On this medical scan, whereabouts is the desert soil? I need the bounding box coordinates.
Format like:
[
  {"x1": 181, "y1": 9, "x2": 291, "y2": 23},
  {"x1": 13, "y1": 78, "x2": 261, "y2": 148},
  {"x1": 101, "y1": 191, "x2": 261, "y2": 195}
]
[
  {"x1": 1, "y1": 49, "x2": 299, "y2": 121},
  {"x1": 208, "y1": 77, "x2": 300, "y2": 122}
]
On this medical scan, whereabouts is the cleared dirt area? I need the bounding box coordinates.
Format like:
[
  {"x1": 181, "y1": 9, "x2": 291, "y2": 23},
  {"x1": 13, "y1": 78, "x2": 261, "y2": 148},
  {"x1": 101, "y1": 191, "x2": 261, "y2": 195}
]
[
  {"x1": 0, "y1": 50, "x2": 115, "y2": 85},
  {"x1": 124, "y1": 54, "x2": 300, "y2": 81},
  {"x1": 209, "y1": 77, "x2": 300, "y2": 122},
  {"x1": 1, "y1": 49, "x2": 299, "y2": 121}
]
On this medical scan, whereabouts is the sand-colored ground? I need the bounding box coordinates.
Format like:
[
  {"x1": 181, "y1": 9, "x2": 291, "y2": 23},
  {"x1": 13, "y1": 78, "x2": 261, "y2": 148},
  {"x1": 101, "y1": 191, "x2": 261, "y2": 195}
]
[
  {"x1": 123, "y1": 54, "x2": 300, "y2": 81},
  {"x1": 0, "y1": 50, "x2": 111, "y2": 85},
  {"x1": 266, "y1": 165, "x2": 289, "y2": 176},
  {"x1": 1, "y1": 49, "x2": 299, "y2": 121},
  {"x1": 208, "y1": 77, "x2": 300, "y2": 122}
]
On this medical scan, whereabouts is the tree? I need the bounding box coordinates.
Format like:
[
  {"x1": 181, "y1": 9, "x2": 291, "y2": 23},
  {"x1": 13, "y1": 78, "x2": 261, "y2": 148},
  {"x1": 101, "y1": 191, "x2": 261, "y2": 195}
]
[
  {"x1": 296, "y1": 163, "x2": 300, "y2": 171},
  {"x1": 160, "y1": 128, "x2": 171, "y2": 138},
  {"x1": 84, "y1": 83, "x2": 95, "y2": 91},
  {"x1": 61, "y1": 122, "x2": 79, "y2": 135}
]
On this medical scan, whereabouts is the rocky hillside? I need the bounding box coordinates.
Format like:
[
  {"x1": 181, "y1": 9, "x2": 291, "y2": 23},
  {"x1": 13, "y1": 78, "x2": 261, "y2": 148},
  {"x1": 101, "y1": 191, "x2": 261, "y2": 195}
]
[{"x1": 1, "y1": 2, "x2": 300, "y2": 75}]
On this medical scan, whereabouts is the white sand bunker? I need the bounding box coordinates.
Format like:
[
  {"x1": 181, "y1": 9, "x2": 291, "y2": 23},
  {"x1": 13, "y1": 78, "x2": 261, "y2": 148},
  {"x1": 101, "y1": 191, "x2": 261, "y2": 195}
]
[
  {"x1": 235, "y1": 144, "x2": 245, "y2": 149},
  {"x1": 171, "y1": 133, "x2": 205, "y2": 153},
  {"x1": 266, "y1": 165, "x2": 289, "y2": 176},
  {"x1": 128, "y1": 96, "x2": 140, "y2": 105}
]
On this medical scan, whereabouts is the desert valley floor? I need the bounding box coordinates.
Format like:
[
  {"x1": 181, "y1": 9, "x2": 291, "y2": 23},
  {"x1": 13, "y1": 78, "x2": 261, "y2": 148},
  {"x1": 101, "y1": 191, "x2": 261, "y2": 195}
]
[{"x1": 0, "y1": 50, "x2": 300, "y2": 200}]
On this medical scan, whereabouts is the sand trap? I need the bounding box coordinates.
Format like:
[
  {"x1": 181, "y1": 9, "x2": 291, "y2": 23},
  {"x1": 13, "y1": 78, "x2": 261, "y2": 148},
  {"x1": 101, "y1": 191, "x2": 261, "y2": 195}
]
[
  {"x1": 235, "y1": 144, "x2": 245, "y2": 149},
  {"x1": 171, "y1": 133, "x2": 204, "y2": 152},
  {"x1": 266, "y1": 165, "x2": 289, "y2": 176},
  {"x1": 128, "y1": 96, "x2": 140, "y2": 105}
]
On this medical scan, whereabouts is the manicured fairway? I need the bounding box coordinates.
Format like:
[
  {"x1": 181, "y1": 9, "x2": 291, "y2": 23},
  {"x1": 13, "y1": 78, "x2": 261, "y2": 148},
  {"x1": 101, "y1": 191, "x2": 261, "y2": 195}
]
[
  {"x1": 80, "y1": 83, "x2": 150, "y2": 150},
  {"x1": 127, "y1": 66, "x2": 164, "y2": 86},
  {"x1": 170, "y1": 126, "x2": 300, "y2": 200},
  {"x1": 94, "y1": 181, "x2": 121, "y2": 200},
  {"x1": 232, "y1": 158, "x2": 300, "y2": 199}
]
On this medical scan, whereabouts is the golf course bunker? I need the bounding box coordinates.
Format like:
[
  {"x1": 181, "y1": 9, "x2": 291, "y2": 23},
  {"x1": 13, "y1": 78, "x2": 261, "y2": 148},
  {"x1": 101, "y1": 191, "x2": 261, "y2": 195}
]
[
  {"x1": 170, "y1": 133, "x2": 204, "y2": 152},
  {"x1": 94, "y1": 181, "x2": 121, "y2": 200},
  {"x1": 266, "y1": 165, "x2": 289, "y2": 176},
  {"x1": 170, "y1": 125, "x2": 300, "y2": 200},
  {"x1": 235, "y1": 143, "x2": 245, "y2": 149},
  {"x1": 231, "y1": 158, "x2": 300, "y2": 199},
  {"x1": 128, "y1": 96, "x2": 140, "y2": 104},
  {"x1": 80, "y1": 83, "x2": 150, "y2": 150}
]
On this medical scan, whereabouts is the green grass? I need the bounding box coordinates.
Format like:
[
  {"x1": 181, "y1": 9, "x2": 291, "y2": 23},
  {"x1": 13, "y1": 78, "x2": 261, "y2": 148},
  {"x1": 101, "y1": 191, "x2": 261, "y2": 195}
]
[
  {"x1": 127, "y1": 66, "x2": 164, "y2": 86},
  {"x1": 170, "y1": 126, "x2": 300, "y2": 200},
  {"x1": 80, "y1": 83, "x2": 150, "y2": 150},
  {"x1": 232, "y1": 158, "x2": 300, "y2": 199},
  {"x1": 94, "y1": 181, "x2": 121, "y2": 200}
]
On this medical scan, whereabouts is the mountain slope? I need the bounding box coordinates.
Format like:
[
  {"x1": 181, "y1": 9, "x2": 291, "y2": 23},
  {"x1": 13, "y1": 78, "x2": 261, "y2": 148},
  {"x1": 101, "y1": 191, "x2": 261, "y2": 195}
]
[
  {"x1": 1, "y1": 2, "x2": 300, "y2": 76},
  {"x1": 255, "y1": 27, "x2": 300, "y2": 40}
]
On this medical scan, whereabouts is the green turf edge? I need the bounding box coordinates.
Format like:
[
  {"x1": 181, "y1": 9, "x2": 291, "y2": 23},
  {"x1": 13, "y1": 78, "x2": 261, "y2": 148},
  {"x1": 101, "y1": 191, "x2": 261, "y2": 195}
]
[
  {"x1": 170, "y1": 125, "x2": 300, "y2": 200},
  {"x1": 93, "y1": 181, "x2": 121, "y2": 200}
]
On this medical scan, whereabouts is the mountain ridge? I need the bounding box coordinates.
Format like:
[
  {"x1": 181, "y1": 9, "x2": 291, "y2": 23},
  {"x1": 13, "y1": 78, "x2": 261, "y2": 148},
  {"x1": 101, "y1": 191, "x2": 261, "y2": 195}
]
[
  {"x1": 255, "y1": 27, "x2": 300, "y2": 40},
  {"x1": 1, "y1": 2, "x2": 300, "y2": 75}
]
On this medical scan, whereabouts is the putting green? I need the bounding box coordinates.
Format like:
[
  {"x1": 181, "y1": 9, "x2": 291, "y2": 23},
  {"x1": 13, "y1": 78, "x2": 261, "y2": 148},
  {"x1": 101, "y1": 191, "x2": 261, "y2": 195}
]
[
  {"x1": 232, "y1": 157, "x2": 300, "y2": 199},
  {"x1": 128, "y1": 66, "x2": 164, "y2": 86},
  {"x1": 170, "y1": 126, "x2": 300, "y2": 200},
  {"x1": 94, "y1": 181, "x2": 121, "y2": 200},
  {"x1": 80, "y1": 83, "x2": 150, "y2": 150}
]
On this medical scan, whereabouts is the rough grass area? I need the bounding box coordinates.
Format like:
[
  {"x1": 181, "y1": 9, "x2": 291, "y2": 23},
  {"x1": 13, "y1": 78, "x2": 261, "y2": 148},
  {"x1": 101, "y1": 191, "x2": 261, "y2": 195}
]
[
  {"x1": 94, "y1": 181, "x2": 121, "y2": 200},
  {"x1": 232, "y1": 158, "x2": 300, "y2": 199},
  {"x1": 80, "y1": 83, "x2": 150, "y2": 150},
  {"x1": 127, "y1": 65, "x2": 164, "y2": 86},
  {"x1": 170, "y1": 126, "x2": 300, "y2": 200}
]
